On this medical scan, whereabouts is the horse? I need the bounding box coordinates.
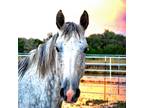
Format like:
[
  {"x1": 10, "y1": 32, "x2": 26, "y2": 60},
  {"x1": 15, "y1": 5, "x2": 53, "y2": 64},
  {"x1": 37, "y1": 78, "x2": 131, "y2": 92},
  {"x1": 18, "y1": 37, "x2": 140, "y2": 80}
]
[{"x1": 18, "y1": 10, "x2": 89, "y2": 108}]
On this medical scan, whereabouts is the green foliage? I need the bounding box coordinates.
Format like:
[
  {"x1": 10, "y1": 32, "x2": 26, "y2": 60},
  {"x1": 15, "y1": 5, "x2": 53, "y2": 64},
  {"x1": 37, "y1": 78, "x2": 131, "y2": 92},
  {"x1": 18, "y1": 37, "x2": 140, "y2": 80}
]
[
  {"x1": 18, "y1": 30, "x2": 126, "y2": 54},
  {"x1": 18, "y1": 38, "x2": 26, "y2": 53},
  {"x1": 18, "y1": 38, "x2": 43, "y2": 53},
  {"x1": 86, "y1": 30, "x2": 126, "y2": 54}
]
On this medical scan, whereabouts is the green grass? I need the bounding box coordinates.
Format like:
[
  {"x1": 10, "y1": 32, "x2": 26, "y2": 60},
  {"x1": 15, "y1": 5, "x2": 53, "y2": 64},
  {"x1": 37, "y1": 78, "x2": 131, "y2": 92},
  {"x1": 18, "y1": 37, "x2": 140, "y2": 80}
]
[{"x1": 111, "y1": 101, "x2": 126, "y2": 108}]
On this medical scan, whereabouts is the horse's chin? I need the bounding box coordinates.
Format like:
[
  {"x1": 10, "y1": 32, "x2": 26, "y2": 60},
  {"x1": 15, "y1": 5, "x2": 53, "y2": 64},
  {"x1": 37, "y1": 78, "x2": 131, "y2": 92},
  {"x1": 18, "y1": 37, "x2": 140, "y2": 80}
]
[{"x1": 63, "y1": 97, "x2": 79, "y2": 103}]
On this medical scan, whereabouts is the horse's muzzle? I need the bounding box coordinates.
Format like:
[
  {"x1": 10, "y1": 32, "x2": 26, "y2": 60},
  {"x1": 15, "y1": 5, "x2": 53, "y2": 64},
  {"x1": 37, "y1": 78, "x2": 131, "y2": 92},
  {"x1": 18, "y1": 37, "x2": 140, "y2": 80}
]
[{"x1": 60, "y1": 88, "x2": 80, "y2": 103}]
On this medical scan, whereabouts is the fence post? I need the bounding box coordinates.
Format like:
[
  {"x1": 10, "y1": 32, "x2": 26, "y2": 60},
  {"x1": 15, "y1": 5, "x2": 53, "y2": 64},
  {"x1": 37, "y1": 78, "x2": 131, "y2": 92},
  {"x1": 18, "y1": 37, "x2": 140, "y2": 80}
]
[
  {"x1": 110, "y1": 57, "x2": 112, "y2": 80},
  {"x1": 118, "y1": 56, "x2": 120, "y2": 95},
  {"x1": 104, "y1": 56, "x2": 107, "y2": 100},
  {"x1": 109, "y1": 57, "x2": 112, "y2": 101}
]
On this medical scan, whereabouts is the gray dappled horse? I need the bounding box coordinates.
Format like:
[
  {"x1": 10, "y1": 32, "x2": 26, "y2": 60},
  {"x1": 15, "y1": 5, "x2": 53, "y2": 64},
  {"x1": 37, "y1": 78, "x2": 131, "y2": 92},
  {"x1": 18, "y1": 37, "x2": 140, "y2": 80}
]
[{"x1": 18, "y1": 10, "x2": 89, "y2": 108}]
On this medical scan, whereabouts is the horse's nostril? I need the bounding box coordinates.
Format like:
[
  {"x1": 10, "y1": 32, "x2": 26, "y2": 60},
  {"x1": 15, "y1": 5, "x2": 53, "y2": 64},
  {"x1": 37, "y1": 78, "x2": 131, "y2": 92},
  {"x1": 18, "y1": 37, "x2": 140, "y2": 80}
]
[
  {"x1": 75, "y1": 88, "x2": 80, "y2": 98},
  {"x1": 60, "y1": 88, "x2": 64, "y2": 97}
]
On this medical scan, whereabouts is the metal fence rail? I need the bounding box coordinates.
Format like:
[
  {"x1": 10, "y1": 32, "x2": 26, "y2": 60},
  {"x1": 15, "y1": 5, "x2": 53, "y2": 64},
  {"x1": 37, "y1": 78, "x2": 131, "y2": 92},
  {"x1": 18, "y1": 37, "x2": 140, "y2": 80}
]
[
  {"x1": 18, "y1": 54, "x2": 126, "y2": 101},
  {"x1": 84, "y1": 55, "x2": 126, "y2": 101}
]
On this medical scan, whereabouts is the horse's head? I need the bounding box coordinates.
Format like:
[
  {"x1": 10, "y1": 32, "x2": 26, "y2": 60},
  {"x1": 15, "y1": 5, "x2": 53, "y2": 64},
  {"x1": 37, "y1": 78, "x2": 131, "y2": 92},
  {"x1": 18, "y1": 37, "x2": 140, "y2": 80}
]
[{"x1": 55, "y1": 10, "x2": 89, "y2": 103}]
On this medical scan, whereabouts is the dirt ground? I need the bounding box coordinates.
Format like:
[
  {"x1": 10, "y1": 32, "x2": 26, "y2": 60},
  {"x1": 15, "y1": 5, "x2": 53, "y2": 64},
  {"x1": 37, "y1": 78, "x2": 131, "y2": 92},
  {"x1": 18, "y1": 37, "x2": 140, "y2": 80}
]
[{"x1": 62, "y1": 77, "x2": 126, "y2": 108}]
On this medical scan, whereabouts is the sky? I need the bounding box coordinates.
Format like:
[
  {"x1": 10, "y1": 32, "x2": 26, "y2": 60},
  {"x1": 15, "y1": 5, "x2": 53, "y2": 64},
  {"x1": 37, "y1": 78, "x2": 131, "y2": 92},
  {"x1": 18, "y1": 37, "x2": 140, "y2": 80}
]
[{"x1": 17, "y1": 0, "x2": 126, "y2": 40}]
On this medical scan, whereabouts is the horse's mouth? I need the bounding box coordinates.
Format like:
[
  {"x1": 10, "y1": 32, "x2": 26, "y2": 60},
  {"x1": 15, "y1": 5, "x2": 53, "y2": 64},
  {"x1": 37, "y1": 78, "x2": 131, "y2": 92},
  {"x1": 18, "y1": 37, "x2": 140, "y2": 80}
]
[{"x1": 63, "y1": 97, "x2": 79, "y2": 103}]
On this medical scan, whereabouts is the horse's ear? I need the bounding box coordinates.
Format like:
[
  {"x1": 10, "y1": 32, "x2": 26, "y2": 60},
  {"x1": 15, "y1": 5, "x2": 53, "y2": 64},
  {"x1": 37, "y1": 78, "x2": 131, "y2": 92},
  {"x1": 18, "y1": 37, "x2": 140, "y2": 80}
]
[
  {"x1": 56, "y1": 10, "x2": 65, "y2": 29},
  {"x1": 80, "y1": 10, "x2": 89, "y2": 30}
]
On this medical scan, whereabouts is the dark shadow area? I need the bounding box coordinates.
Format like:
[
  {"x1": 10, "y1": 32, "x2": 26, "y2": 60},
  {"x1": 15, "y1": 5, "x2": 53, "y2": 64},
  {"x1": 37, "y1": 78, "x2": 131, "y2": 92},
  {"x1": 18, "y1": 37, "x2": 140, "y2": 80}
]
[{"x1": 86, "y1": 99, "x2": 108, "y2": 105}]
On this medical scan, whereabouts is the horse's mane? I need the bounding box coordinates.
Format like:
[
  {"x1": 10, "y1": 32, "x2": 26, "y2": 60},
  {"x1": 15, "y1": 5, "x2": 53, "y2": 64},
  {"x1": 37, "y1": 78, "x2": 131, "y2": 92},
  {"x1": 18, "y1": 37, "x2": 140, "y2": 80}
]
[
  {"x1": 18, "y1": 22, "x2": 82, "y2": 79},
  {"x1": 18, "y1": 33, "x2": 59, "y2": 79}
]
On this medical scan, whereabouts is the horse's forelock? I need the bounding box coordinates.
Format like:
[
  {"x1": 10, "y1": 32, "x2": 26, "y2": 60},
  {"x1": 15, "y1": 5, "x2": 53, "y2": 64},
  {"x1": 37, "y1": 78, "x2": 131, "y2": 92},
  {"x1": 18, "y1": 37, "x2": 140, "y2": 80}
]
[{"x1": 62, "y1": 22, "x2": 82, "y2": 40}]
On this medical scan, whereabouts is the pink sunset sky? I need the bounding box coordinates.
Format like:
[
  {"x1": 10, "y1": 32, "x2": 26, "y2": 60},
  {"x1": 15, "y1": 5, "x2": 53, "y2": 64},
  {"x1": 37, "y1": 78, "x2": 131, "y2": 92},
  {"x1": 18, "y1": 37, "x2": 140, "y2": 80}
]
[
  {"x1": 88, "y1": 0, "x2": 126, "y2": 35},
  {"x1": 17, "y1": 0, "x2": 126, "y2": 40}
]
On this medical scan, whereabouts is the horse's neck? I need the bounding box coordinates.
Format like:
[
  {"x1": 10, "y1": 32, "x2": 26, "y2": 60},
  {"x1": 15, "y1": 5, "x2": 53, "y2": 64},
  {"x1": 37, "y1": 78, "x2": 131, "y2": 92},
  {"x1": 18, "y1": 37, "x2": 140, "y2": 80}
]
[
  {"x1": 40, "y1": 65, "x2": 62, "y2": 107},
  {"x1": 19, "y1": 67, "x2": 62, "y2": 108}
]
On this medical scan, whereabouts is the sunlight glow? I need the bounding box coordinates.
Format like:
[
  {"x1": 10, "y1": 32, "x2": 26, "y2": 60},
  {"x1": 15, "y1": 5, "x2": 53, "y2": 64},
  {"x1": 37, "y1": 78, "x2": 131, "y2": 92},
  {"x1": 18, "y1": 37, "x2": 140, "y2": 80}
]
[{"x1": 17, "y1": 0, "x2": 126, "y2": 39}]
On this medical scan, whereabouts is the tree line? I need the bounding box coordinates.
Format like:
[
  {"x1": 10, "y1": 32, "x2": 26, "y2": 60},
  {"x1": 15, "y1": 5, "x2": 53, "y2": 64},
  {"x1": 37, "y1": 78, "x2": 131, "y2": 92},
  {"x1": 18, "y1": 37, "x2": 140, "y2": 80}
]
[{"x1": 18, "y1": 30, "x2": 126, "y2": 54}]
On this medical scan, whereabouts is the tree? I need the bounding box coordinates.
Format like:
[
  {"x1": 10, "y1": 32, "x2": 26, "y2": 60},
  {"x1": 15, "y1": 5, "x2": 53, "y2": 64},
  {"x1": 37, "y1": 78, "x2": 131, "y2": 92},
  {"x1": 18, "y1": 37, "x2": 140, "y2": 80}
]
[
  {"x1": 86, "y1": 30, "x2": 126, "y2": 54},
  {"x1": 18, "y1": 38, "x2": 27, "y2": 53},
  {"x1": 18, "y1": 38, "x2": 43, "y2": 53},
  {"x1": 18, "y1": 30, "x2": 126, "y2": 54}
]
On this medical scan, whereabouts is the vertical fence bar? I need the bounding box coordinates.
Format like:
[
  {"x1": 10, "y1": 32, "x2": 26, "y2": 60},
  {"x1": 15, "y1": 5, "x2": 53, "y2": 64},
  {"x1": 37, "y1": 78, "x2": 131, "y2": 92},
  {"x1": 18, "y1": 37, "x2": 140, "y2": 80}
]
[
  {"x1": 109, "y1": 57, "x2": 112, "y2": 101},
  {"x1": 104, "y1": 56, "x2": 107, "y2": 100},
  {"x1": 118, "y1": 56, "x2": 120, "y2": 95},
  {"x1": 110, "y1": 57, "x2": 112, "y2": 81}
]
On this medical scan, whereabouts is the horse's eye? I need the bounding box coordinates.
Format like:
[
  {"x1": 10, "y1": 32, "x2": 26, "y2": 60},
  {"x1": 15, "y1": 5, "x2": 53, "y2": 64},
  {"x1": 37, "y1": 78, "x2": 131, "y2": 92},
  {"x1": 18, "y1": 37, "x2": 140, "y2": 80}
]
[
  {"x1": 56, "y1": 47, "x2": 60, "y2": 52},
  {"x1": 84, "y1": 47, "x2": 89, "y2": 53}
]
